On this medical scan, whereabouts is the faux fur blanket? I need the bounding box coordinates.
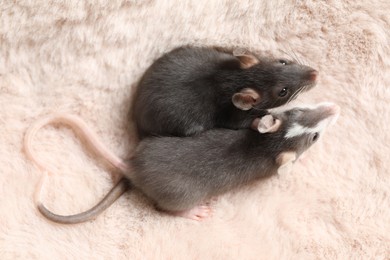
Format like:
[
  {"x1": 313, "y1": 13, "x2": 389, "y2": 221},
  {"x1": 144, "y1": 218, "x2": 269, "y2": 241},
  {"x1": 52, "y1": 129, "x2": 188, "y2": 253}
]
[{"x1": 1, "y1": 1, "x2": 389, "y2": 259}]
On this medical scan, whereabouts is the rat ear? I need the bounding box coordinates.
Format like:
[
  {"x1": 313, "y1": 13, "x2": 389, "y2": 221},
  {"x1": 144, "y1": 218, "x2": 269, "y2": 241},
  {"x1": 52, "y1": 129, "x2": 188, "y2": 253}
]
[
  {"x1": 232, "y1": 88, "x2": 260, "y2": 111},
  {"x1": 233, "y1": 48, "x2": 259, "y2": 69},
  {"x1": 252, "y1": 114, "x2": 282, "y2": 133},
  {"x1": 276, "y1": 151, "x2": 297, "y2": 175}
]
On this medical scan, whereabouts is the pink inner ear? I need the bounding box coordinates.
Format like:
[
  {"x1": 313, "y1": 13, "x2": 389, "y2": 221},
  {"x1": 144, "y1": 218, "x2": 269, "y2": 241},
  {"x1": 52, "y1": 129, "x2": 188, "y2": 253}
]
[
  {"x1": 256, "y1": 115, "x2": 281, "y2": 133},
  {"x1": 232, "y1": 88, "x2": 261, "y2": 111},
  {"x1": 232, "y1": 49, "x2": 259, "y2": 68},
  {"x1": 237, "y1": 55, "x2": 259, "y2": 69},
  {"x1": 242, "y1": 94, "x2": 254, "y2": 103},
  {"x1": 243, "y1": 94, "x2": 258, "y2": 106},
  {"x1": 241, "y1": 88, "x2": 260, "y2": 102},
  {"x1": 262, "y1": 115, "x2": 274, "y2": 126}
]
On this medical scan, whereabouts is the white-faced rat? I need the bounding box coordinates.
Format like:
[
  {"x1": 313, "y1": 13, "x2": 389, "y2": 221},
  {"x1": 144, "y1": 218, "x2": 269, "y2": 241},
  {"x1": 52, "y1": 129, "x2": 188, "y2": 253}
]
[
  {"x1": 133, "y1": 46, "x2": 318, "y2": 137},
  {"x1": 26, "y1": 102, "x2": 339, "y2": 224}
]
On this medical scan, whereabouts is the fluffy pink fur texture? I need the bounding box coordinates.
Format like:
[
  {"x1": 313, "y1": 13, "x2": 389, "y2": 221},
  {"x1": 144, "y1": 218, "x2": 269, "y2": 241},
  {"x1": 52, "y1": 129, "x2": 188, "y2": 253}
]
[{"x1": 1, "y1": 1, "x2": 389, "y2": 259}]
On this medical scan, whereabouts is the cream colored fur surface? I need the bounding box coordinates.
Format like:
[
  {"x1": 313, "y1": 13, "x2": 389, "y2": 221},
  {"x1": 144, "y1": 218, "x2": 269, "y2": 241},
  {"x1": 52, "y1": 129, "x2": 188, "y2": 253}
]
[{"x1": 1, "y1": 1, "x2": 389, "y2": 259}]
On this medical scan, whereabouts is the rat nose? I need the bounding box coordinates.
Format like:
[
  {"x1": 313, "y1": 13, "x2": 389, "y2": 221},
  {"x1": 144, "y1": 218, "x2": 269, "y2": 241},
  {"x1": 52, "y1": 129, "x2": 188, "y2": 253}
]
[
  {"x1": 329, "y1": 104, "x2": 340, "y2": 115},
  {"x1": 321, "y1": 102, "x2": 340, "y2": 116},
  {"x1": 308, "y1": 70, "x2": 318, "y2": 82}
]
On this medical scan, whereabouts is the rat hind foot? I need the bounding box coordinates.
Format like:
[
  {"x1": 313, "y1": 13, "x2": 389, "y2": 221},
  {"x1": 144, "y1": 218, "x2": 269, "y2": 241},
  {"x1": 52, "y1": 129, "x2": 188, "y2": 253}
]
[{"x1": 170, "y1": 204, "x2": 212, "y2": 221}]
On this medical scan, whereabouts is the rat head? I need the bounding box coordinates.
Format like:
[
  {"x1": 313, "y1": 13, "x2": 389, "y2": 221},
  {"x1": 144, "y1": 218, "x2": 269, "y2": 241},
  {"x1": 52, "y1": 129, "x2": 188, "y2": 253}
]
[
  {"x1": 252, "y1": 102, "x2": 340, "y2": 174},
  {"x1": 231, "y1": 49, "x2": 318, "y2": 111}
]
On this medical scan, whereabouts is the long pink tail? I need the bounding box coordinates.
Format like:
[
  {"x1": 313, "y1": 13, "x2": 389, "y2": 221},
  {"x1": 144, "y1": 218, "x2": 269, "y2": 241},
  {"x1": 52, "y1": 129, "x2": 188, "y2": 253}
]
[{"x1": 24, "y1": 113, "x2": 128, "y2": 215}]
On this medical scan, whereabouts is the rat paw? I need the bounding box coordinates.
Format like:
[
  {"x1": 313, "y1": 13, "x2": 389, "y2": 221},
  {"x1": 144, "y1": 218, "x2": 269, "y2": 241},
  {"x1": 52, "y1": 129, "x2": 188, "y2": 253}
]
[{"x1": 172, "y1": 204, "x2": 213, "y2": 221}]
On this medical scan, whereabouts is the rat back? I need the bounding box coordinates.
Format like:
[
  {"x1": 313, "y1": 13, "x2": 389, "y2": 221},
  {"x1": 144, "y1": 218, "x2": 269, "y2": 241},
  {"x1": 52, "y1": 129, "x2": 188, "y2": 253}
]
[
  {"x1": 134, "y1": 47, "x2": 237, "y2": 137},
  {"x1": 133, "y1": 46, "x2": 318, "y2": 138},
  {"x1": 128, "y1": 129, "x2": 277, "y2": 211}
]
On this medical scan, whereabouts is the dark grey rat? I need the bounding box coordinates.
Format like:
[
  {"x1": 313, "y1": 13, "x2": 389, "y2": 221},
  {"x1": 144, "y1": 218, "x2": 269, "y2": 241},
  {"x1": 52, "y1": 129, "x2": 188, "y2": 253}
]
[
  {"x1": 133, "y1": 46, "x2": 318, "y2": 137},
  {"x1": 27, "y1": 102, "x2": 339, "y2": 223}
]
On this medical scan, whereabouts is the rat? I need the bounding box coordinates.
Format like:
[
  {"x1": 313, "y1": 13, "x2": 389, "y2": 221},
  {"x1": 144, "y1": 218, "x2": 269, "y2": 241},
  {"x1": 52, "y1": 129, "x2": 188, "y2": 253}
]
[
  {"x1": 25, "y1": 102, "x2": 340, "y2": 224},
  {"x1": 25, "y1": 46, "x2": 318, "y2": 224},
  {"x1": 133, "y1": 46, "x2": 318, "y2": 138}
]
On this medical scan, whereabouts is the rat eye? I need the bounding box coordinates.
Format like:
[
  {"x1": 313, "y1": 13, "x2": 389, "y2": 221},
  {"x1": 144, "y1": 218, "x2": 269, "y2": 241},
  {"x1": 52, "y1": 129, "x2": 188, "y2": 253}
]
[
  {"x1": 279, "y1": 59, "x2": 287, "y2": 65},
  {"x1": 312, "y1": 132, "x2": 319, "y2": 142},
  {"x1": 278, "y1": 87, "x2": 288, "y2": 97}
]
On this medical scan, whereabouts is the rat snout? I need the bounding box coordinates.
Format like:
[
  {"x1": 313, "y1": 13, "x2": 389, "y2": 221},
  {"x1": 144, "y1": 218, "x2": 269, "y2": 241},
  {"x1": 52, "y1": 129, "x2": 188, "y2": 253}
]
[
  {"x1": 318, "y1": 102, "x2": 340, "y2": 126},
  {"x1": 308, "y1": 70, "x2": 318, "y2": 82},
  {"x1": 330, "y1": 104, "x2": 340, "y2": 115},
  {"x1": 321, "y1": 103, "x2": 340, "y2": 116}
]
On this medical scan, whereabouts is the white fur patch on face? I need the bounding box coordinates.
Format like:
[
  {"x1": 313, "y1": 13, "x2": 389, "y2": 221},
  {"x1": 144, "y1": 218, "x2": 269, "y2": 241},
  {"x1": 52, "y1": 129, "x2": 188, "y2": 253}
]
[
  {"x1": 268, "y1": 102, "x2": 336, "y2": 115},
  {"x1": 285, "y1": 118, "x2": 330, "y2": 139}
]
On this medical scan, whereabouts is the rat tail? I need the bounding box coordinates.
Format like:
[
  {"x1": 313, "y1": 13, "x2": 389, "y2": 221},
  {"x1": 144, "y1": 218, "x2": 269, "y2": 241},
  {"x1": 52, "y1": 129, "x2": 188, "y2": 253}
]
[
  {"x1": 24, "y1": 113, "x2": 130, "y2": 224},
  {"x1": 24, "y1": 113, "x2": 128, "y2": 172},
  {"x1": 37, "y1": 178, "x2": 130, "y2": 224}
]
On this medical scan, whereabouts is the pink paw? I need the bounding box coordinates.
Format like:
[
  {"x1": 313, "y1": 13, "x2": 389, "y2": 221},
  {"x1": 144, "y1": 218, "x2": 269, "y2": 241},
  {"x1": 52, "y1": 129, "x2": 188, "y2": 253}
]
[{"x1": 172, "y1": 204, "x2": 212, "y2": 221}]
